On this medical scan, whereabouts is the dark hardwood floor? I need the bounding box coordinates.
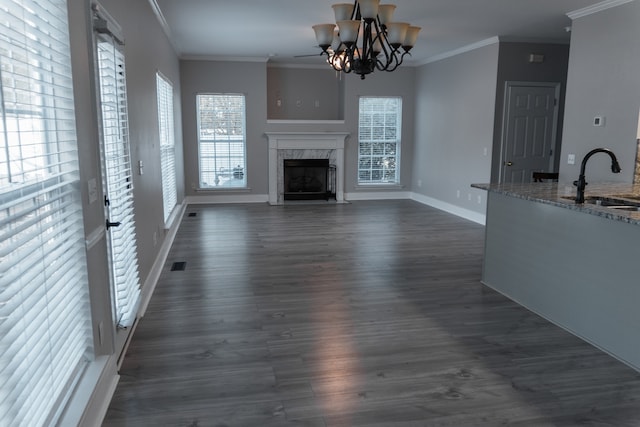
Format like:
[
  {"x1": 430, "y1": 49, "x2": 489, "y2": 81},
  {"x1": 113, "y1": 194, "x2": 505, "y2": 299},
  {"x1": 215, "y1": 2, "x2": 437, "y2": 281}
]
[{"x1": 103, "y1": 200, "x2": 640, "y2": 427}]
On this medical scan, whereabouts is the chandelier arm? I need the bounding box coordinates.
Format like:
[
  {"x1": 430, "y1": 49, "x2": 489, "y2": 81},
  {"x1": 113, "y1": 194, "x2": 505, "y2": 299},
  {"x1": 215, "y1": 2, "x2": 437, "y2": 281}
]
[
  {"x1": 371, "y1": 19, "x2": 394, "y2": 71},
  {"x1": 375, "y1": 41, "x2": 400, "y2": 71},
  {"x1": 385, "y1": 51, "x2": 411, "y2": 72},
  {"x1": 352, "y1": 0, "x2": 360, "y2": 20}
]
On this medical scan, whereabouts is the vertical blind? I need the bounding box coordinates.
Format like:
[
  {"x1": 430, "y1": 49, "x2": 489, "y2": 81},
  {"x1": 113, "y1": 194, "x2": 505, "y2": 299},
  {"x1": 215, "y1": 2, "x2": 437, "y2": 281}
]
[
  {"x1": 0, "y1": 0, "x2": 92, "y2": 425},
  {"x1": 156, "y1": 73, "x2": 177, "y2": 222},
  {"x1": 96, "y1": 32, "x2": 140, "y2": 328},
  {"x1": 196, "y1": 94, "x2": 246, "y2": 188},
  {"x1": 358, "y1": 97, "x2": 402, "y2": 184}
]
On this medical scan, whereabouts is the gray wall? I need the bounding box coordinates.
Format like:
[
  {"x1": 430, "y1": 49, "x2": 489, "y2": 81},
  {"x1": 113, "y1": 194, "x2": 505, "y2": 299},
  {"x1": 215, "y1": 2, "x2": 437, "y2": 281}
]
[
  {"x1": 342, "y1": 68, "x2": 417, "y2": 193},
  {"x1": 181, "y1": 62, "x2": 416, "y2": 198},
  {"x1": 101, "y1": 0, "x2": 185, "y2": 276},
  {"x1": 491, "y1": 42, "x2": 570, "y2": 182},
  {"x1": 559, "y1": 1, "x2": 640, "y2": 184},
  {"x1": 412, "y1": 43, "x2": 499, "y2": 215},
  {"x1": 68, "y1": 0, "x2": 183, "y2": 352},
  {"x1": 180, "y1": 60, "x2": 269, "y2": 196},
  {"x1": 267, "y1": 66, "x2": 344, "y2": 120}
]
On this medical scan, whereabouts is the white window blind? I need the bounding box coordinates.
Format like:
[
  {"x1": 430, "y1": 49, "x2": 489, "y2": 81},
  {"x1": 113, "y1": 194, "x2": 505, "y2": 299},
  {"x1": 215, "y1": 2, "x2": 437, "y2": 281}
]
[
  {"x1": 358, "y1": 97, "x2": 402, "y2": 184},
  {"x1": 0, "y1": 0, "x2": 92, "y2": 425},
  {"x1": 96, "y1": 32, "x2": 141, "y2": 328},
  {"x1": 196, "y1": 94, "x2": 246, "y2": 188},
  {"x1": 156, "y1": 73, "x2": 177, "y2": 222}
]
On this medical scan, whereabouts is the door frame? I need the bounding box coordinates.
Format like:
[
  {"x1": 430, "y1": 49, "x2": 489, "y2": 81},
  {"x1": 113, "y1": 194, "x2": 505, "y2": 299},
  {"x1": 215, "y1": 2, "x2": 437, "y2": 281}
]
[
  {"x1": 498, "y1": 81, "x2": 561, "y2": 183},
  {"x1": 91, "y1": 2, "x2": 142, "y2": 364}
]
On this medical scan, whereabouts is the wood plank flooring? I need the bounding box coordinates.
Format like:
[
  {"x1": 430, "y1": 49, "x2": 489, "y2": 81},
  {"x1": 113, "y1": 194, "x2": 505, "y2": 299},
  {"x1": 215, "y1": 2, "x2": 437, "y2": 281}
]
[{"x1": 102, "y1": 200, "x2": 640, "y2": 426}]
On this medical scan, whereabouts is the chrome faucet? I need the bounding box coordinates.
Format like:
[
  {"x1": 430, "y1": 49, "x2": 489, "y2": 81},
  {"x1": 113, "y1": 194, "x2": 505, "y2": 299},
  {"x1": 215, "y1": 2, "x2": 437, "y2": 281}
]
[{"x1": 573, "y1": 148, "x2": 622, "y2": 203}]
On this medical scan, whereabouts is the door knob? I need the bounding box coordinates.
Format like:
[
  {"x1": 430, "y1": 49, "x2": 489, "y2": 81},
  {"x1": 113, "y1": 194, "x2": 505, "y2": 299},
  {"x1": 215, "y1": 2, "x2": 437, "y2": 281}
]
[
  {"x1": 106, "y1": 219, "x2": 122, "y2": 230},
  {"x1": 505, "y1": 161, "x2": 513, "y2": 166}
]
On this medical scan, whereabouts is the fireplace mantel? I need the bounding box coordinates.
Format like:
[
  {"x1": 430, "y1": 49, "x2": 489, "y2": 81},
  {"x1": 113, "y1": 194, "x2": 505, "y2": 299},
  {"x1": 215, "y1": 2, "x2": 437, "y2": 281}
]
[{"x1": 265, "y1": 132, "x2": 349, "y2": 205}]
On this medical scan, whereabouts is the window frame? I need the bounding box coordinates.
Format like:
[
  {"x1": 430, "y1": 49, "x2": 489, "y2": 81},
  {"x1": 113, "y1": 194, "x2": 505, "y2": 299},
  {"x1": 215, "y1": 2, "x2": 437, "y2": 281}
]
[
  {"x1": 357, "y1": 96, "x2": 403, "y2": 185},
  {"x1": 195, "y1": 93, "x2": 247, "y2": 189},
  {"x1": 156, "y1": 72, "x2": 177, "y2": 222}
]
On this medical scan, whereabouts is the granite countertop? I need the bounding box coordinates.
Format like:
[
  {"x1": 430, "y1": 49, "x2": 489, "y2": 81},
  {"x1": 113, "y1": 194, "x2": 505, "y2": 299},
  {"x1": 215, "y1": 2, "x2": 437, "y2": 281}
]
[{"x1": 472, "y1": 182, "x2": 640, "y2": 226}]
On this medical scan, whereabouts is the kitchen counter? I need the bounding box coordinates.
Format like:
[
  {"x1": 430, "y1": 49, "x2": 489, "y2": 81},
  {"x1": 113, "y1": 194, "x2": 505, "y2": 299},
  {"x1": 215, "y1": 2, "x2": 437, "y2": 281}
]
[
  {"x1": 472, "y1": 182, "x2": 640, "y2": 225},
  {"x1": 475, "y1": 181, "x2": 640, "y2": 372}
]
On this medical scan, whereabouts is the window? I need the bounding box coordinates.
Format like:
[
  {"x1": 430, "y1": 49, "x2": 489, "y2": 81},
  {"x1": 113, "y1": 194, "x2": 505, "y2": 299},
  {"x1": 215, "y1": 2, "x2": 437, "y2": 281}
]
[
  {"x1": 358, "y1": 97, "x2": 402, "y2": 184},
  {"x1": 0, "y1": 0, "x2": 92, "y2": 425},
  {"x1": 196, "y1": 94, "x2": 247, "y2": 188},
  {"x1": 156, "y1": 73, "x2": 177, "y2": 222}
]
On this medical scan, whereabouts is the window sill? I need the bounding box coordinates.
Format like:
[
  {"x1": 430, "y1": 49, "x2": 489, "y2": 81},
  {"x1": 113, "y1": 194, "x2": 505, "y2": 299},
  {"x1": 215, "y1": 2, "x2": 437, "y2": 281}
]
[
  {"x1": 355, "y1": 183, "x2": 404, "y2": 190},
  {"x1": 266, "y1": 119, "x2": 345, "y2": 125}
]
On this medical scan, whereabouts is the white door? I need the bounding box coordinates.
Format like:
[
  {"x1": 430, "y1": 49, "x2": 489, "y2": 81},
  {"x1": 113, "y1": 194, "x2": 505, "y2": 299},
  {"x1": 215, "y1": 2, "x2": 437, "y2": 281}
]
[
  {"x1": 500, "y1": 83, "x2": 560, "y2": 183},
  {"x1": 93, "y1": 11, "x2": 141, "y2": 337}
]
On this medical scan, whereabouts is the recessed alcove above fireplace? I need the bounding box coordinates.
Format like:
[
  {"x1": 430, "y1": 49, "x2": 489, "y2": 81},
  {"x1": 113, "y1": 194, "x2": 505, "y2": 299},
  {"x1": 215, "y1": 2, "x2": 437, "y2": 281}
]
[{"x1": 265, "y1": 132, "x2": 349, "y2": 205}]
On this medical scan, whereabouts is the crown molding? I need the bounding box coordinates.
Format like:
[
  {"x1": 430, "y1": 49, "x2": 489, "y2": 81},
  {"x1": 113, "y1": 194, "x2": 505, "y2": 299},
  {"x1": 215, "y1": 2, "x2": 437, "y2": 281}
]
[
  {"x1": 498, "y1": 36, "x2": 570, "y2": 45},
  {"x1": 147, "y1": 0, "x2": 182, "y2": 56},
  {"x1": 418, "y1": 36, "x2": 499, "y2": 65},
  {"x1": 180, "y1": 55, "x2": 270, "y2": 63},
  {"x1": 567, "y1": 0, "x2": 634, "y2": 20},
  {"x1": 267, "y1": 62, "x2": 331, "y2": 70}
]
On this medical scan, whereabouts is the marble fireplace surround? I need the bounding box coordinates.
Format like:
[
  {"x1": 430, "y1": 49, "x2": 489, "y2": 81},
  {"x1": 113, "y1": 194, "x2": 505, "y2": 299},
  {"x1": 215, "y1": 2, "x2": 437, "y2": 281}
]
[{"x1": 265, "y1": 132, "x2": 349, "y2": 205}]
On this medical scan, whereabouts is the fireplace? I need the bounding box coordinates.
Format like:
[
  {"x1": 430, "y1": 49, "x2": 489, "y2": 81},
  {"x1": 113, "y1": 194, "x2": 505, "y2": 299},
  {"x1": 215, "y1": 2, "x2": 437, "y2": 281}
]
[
  {"x1": 265, "y1": 132, "x2": 349, "y2": 205},
  {"x1": 283, "y1": 159, "x2": 336, "y2": 200}
]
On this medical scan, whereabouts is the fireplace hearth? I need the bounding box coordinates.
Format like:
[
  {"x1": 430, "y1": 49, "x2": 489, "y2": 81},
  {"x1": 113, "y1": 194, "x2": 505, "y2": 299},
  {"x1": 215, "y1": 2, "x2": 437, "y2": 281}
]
[{"x1": 283, "y1": 159, "x2": 336, "y2": 201}]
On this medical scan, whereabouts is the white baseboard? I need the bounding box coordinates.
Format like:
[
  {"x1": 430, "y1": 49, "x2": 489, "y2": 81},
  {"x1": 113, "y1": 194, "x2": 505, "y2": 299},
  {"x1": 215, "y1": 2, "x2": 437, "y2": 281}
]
[
  {"x1": 411, "y1": 192, "x2": 486, "y2": 225},
  {"x1": 185, "y1": 194, "x2": 269, "y2": 204},
  {"x1": 345, "y1": 191, "x2": 412, "y2": 201}
]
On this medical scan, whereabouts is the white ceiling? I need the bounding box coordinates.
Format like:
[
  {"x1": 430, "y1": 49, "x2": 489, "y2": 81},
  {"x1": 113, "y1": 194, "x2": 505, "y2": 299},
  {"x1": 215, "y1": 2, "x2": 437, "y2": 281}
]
[{"x1": 152, "y1": 0, "x2": 604, "y2": 65}]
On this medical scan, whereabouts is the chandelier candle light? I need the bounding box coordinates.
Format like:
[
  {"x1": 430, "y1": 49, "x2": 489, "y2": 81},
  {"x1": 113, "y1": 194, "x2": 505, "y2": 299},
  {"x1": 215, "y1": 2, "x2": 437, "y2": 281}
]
[{"x1": 313, "y1": 0, "x2": 420, "y2": 79}]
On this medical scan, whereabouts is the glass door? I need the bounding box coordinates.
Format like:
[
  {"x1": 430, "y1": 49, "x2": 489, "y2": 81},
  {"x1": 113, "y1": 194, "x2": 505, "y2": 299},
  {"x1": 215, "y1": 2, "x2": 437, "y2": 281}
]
[{"x1": 93, "y1": 10, "x2": 141, "y2": 333}]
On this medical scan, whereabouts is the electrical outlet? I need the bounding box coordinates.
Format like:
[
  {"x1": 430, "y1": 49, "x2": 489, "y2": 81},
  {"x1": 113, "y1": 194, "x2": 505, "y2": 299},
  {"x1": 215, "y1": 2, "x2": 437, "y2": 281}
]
[
  {"x1": 417, "y1": 179, "x2": 422, "y2": 188},
  {"x1": 568, "y1": 154, "x2": 575, "y2": 165},
  {"x1": 456, "y1": 190, "x2": 460, "y2": 198},
  {"x1": 477, "y1": 195, "x2": 482, "y2": 204}
]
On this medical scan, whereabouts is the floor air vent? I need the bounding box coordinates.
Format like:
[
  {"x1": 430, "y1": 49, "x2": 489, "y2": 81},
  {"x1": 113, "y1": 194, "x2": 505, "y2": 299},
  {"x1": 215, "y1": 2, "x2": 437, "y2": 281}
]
[{"x1": 171, "y1": 261, "x2": 186, "y2": 271}]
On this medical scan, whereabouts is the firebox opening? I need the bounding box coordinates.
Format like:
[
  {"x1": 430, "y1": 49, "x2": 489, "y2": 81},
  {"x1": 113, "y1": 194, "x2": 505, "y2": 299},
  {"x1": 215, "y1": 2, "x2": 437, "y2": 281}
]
[{"x1": 283, "y1": 159, "x2": 336, "y2": 201}]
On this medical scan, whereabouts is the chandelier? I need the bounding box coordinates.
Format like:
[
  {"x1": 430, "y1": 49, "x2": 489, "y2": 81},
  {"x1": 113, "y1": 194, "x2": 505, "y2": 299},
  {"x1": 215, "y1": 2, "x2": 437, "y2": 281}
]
[{"x1": 312, "y1": 0, "x2": 421, "y2": 79}]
